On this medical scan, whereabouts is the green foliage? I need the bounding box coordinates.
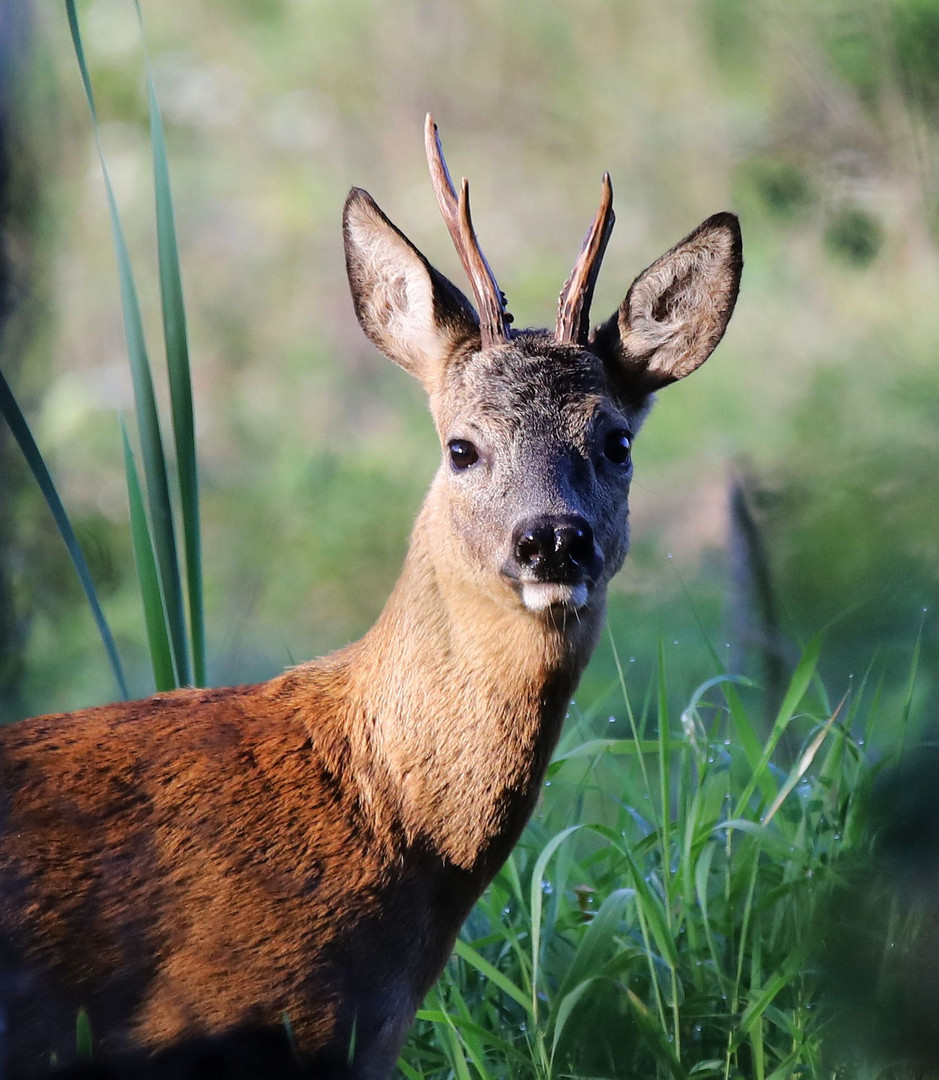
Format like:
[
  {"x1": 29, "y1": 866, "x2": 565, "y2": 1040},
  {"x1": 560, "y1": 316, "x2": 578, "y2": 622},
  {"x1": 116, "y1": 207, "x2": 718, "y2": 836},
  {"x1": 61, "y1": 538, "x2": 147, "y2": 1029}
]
[
  {"x1": 820, "y1": 0, "x2": 939, "y2": 112},
  {"x1": 401, "y1": 642, "x2": 903, "y2": 1080},
  {"x1": 823, "y1": 206, "x2": 884, "y2": 266},
  {"x1": 892, "y1": 0, "x2": 939, "y2": 108},
  {"x1": 739, "y1": 157, "x2": 814, "y2": 224}
]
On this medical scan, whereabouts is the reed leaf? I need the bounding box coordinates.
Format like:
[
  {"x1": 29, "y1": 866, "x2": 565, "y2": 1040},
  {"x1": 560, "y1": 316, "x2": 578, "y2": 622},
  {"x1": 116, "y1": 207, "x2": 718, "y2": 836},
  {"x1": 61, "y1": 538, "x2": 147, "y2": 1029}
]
[
  {"x1": 134, "y1": 0, "x2": 205, "y2": 686},
  {"x1": 66, "y1": 0, "x2": 190, "y2": 687},
  {"x1": 121, "y1": 422, "x2": 175, "y2": 691},
  {"x1": 0, "y1": 370, "x2": 128, "y2": 699}
]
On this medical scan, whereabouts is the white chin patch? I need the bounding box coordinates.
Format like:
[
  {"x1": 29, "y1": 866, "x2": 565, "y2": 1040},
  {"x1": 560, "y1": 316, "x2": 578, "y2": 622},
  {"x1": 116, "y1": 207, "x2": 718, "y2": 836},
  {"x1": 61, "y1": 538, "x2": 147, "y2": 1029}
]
[{"x1": 521, "y1": 582, "x2": 589, "y2": 614}]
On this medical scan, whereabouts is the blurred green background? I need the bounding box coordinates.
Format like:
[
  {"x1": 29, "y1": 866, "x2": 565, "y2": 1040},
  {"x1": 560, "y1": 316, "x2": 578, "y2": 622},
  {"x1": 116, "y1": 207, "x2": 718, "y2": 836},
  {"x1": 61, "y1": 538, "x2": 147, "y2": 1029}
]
[{"x1": 0, "y1": 0, "x2": 936, "y2": 728}]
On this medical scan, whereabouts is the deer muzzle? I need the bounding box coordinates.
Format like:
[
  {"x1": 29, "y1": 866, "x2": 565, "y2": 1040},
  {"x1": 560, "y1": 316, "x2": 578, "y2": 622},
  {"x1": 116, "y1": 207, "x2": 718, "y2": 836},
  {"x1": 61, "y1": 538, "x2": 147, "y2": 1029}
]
[{"x1": 506, "y1": 514, "x2": 602, "y2": 613}]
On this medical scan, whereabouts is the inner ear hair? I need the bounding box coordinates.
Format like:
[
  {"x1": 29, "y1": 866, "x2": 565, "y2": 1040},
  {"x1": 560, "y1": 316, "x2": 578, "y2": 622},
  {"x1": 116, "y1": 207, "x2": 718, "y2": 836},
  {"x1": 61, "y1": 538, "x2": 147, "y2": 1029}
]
[
  {"x1": 343, "y1": 187, "x2": 479, "y2": 388},
  {"x1": 595, "y1": 212, "x2": 742, "y2": 396}
]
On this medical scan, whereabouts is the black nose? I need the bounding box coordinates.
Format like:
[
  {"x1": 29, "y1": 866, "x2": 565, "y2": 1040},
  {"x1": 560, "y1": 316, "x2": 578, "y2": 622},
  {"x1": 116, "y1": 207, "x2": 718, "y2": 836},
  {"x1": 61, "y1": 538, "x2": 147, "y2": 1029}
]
[{"x1": 512, "y1": 515, "x2": 598, "y2": 581}]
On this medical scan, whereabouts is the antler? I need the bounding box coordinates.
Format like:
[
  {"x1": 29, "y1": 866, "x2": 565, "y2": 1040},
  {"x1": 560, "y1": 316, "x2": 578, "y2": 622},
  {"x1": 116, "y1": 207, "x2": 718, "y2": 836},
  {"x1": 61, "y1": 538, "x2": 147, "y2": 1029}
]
[
  {"x1": 424, "y1": 114, "x2": 513, "y2": 349},
  {"x1": 556, "y1": 173, "x2": 615, "y2": 346}
]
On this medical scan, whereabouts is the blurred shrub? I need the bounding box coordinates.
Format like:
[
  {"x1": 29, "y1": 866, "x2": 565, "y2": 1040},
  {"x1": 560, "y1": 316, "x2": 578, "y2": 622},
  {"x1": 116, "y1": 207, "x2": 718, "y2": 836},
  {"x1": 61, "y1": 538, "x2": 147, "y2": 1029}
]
[
  {"x1": 738, "y1": 155, "x2": 815, "y2": 222},
  {"x1": 821, "y1": 0, "x2": 939, "y2": 112},
  {"x1": 824, "y1": 205, "x2": 884, "y2": 265},
  {"x1": 892, "y1": 0, "x2": 939, "y2": 108}
]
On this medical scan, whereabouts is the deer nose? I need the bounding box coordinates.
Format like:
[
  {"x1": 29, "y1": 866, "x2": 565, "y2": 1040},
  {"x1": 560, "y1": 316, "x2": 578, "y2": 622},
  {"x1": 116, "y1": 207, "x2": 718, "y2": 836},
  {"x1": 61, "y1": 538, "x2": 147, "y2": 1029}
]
[{"x1": 512, "y1": 515, "x2": 598, "y2": 581}]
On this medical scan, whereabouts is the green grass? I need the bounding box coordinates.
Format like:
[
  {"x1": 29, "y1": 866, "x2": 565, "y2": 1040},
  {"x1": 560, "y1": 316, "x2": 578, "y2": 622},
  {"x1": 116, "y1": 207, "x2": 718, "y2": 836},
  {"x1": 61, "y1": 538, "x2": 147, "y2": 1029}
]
[{"x1": 398, "y1": 640, "x2": 912, "y2": 1080}]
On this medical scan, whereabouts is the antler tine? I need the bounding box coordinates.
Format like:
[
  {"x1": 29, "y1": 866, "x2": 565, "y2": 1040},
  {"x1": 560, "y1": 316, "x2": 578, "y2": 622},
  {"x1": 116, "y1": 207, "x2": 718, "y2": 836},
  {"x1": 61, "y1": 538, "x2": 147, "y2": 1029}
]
[
  {"x1": 556, "y1": 172, "x2": 615, "y2": 346},
  {"x1": 424, "y1": 114, "x2": 512, "y2": 349}
]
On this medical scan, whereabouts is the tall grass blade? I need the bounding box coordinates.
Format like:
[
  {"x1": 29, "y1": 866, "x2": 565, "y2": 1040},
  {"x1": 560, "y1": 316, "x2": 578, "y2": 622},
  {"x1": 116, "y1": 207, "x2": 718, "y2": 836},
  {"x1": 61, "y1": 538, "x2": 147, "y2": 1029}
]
[
  {"x1": 452, "y1": 939, "x2": 530, "y2": 1013},
  {"x1": 529, "y1": 824, "x2": 581, "y2": 1021},
  {"x1": 625, "y1": 988, "x2": 688, "y2": 1080},
  {"x1": 733, "y1": 635, "x2": 822, "y2": 816},
  {"x1": 897, "y1": 607, "x2": 926, "y2": 757},
  {"x1": 552, "y1": 887, "x2": 633, "y2": 1008},
  {"x1": 121, "y1": 423, "x2": 175, "y2": 691},
  {"x1": 66, "y1": 0, "x2": 190, "y2": 687},
  {"x1": 134, "y1": 0, "x2": 204, "y2": 686},
  {"x1": 75, "y1": 1008, "x2": 93, "y2": 1063},
  {"x1": 762, "y1": 692, "x2": 845, "y2": 824},
  {"x1": 550, "y1": 977, "x2": 597, "y2": 1061},
  {"x1": 620, "y1": 842, "x2": 680, "y2": 969},
  {"x1": 0, "y1": 370, "x2": 128, "y2": 699}
]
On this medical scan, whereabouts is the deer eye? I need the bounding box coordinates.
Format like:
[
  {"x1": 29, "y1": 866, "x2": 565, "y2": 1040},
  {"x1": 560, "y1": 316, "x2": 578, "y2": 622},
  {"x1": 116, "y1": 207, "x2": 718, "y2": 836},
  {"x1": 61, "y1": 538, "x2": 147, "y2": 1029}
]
[
  {"x1": 603, "y1": 430, "x2": 632, "y2": 465},
  {"x1": 448, "y1": 439, "x2": 479, "y2": 470}
]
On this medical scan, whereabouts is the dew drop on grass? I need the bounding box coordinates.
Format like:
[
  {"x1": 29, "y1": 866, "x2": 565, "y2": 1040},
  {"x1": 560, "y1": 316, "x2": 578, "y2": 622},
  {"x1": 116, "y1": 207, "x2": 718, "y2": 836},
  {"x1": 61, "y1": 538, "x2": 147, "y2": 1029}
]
[
  {"x1": 541, "y1": 880, "x2": 553, "y2": 896},
  {"x1": 666, "y1": 552, "x2": 673, "y2": 559},
  {"x1": 544, "y1": 780, "x2": 551, "y2": 787},
  {"x1": 608, "y1": 715, "x2": 616, "y2": 724},
  {"x1": 628, "y1": 656, "x2": 636, "y2": 663}
]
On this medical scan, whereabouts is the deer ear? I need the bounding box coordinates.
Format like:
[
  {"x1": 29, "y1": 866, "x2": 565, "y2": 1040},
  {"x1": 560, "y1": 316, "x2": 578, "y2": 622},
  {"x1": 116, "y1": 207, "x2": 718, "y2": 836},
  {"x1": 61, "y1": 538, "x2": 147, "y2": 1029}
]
[
  {"x1": 343, "y1": 188, "x2": 480, "y2": 389},
  {"x1": 592, "y1": 212, "x2": 742, "y2": 400}
]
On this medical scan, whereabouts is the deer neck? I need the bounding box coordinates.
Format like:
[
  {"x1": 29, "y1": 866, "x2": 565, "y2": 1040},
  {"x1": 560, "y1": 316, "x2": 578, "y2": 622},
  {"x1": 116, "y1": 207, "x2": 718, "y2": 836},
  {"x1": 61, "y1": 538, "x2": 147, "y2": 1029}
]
[{"x1": 347, "y1": 499, "x2": 604, "y2": 874}]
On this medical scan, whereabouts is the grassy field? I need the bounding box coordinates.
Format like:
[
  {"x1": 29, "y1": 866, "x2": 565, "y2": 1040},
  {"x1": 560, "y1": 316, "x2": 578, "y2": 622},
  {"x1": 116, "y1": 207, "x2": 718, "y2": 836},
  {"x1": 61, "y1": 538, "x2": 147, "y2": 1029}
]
[{"x1": 397, "y1": 636, "x2": 925, "y2": 1080}]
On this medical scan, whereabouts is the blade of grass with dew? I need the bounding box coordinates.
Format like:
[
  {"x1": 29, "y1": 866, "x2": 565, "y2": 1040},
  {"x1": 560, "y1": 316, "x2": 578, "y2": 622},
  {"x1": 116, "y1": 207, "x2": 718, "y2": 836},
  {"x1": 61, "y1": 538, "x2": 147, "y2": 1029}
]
[
  {"x1": 550, "y1": 736, "x2": 681, "y2": 766},
  {"x1": 134, "y1": 0, "x2": 204, "y2": 686},
  {"x1": 121, "y1": 422, "x2": 175, "y2": 691},
  {"x1": 0, "y1": 369, "x2": 128, "y2": 699},
  {"x1": 66, "y1": 0, "x2": 190, "y2": 688},
  {"x1": 732, "y1": 952, "x2": 806, "y2": 1050},
  {"x1": 452, "y1": 939, "x2": 531, "y2": 1013},
  {"x1": 762, "y1": 693, "x2": 845, "y2": 825},
  {"x1": 425, "y1": 987, "x2": 475, "y2": 1080},
  {"x1": 528, "y1": 824, "x2": 580, "y2": 1022},
  {"x1": 435, "y1": 986, "x2": 522, "y2": 1076},
  {"x1": 618, "y1": 839, "x2": 680, "y2": 971},
  {"x1": 733, "y1": 635, "x2": 822, "y2": 817},
  {"x1": 654, "y1": 637, "x2": 684, "y2": 1048}
]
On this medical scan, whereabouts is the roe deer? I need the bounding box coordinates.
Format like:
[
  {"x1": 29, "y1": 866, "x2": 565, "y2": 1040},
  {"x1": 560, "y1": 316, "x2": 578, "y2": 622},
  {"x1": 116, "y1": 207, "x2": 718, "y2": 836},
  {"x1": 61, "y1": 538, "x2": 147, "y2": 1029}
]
[{"x1": 0, "y1": 116, "x2": 742, "y2": 1079}]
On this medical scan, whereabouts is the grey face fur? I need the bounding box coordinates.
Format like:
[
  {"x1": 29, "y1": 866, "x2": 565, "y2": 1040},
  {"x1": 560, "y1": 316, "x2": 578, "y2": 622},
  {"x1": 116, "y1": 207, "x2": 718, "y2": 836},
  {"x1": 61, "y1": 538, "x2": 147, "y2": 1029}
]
[
  {"x1": 342, "y1": 184, "x2": 742, "y2": 619},
  {"x1": 430, "y1": 334, "x2": 645, "y2": 614}
]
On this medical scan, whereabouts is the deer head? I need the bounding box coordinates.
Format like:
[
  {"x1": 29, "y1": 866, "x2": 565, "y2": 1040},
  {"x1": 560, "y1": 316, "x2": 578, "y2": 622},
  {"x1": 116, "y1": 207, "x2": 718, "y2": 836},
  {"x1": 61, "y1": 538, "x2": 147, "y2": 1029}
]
[{"x1": 342, "y1": 116, "x2": 741, "y2": 624}]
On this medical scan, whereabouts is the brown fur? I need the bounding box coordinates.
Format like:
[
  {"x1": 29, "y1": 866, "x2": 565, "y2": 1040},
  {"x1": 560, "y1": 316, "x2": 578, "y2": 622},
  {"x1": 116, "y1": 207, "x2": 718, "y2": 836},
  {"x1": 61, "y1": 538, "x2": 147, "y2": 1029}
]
[{"x1": 0, "y1": 143, "x2": 742, "y2": 1079}]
